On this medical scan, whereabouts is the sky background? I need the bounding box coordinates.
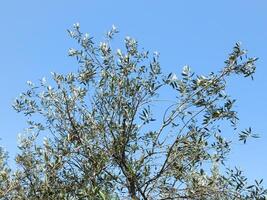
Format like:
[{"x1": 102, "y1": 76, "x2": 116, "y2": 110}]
[{"x1": 0, "y1": 0, "x2": 266, "y2": 184}]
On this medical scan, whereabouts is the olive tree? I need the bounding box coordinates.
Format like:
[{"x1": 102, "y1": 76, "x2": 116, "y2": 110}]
[{"x1": 0, "y1": 24, "x2": 266, "y2": 200}]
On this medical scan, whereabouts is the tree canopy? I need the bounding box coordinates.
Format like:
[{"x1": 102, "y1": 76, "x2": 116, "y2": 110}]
[{"x1": 0, "y1": 24, "x2": 266, "y2": 200}]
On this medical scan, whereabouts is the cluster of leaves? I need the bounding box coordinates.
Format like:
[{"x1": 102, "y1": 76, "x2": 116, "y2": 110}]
[{"x1": 0, "y1": 24, "x2": 266, "y2": 199}]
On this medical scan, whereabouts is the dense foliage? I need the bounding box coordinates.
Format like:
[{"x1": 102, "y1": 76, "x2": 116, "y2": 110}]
[{"x1": 0, "y1": 24, "x2": 266, "y2": 199}]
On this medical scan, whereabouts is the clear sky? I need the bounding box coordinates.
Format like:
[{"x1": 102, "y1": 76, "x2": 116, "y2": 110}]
[{"x1": 0, "y1": 0, "x2": 266, "y2": 184}]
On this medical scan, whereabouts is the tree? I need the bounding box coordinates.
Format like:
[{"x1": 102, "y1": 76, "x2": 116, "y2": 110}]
[{"x1": 0, "y1": 24, "x2": 266, "y2": 200}]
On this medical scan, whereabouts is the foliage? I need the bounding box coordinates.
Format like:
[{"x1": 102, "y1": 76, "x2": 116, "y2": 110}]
[{"x1": 0, "y1": 24, "x2": 266, "y2": 199}]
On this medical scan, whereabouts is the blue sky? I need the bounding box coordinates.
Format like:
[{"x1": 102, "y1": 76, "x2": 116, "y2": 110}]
[{"x1": 0, "y1": 0, "x2": 266, "y2": 184}]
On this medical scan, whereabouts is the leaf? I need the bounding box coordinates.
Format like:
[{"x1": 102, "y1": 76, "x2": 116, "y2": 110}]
[{"x1": 99, "y1": 191, "x2": 106, "y2": 200}]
